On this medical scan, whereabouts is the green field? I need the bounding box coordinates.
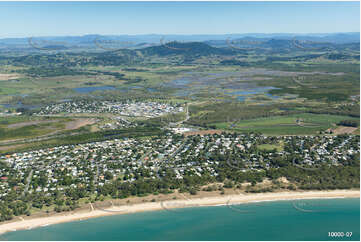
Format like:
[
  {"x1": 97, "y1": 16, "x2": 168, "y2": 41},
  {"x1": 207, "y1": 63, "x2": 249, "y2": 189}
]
[
  {"x1": 0, "y1": 116, "x2": 75, "y2": 141},
  {"x1": 257, "y1": 143, "x2": 283, "y2": 152},
  {"x1": 213, "y1": 113, "x2": 360, "y2": 135}
]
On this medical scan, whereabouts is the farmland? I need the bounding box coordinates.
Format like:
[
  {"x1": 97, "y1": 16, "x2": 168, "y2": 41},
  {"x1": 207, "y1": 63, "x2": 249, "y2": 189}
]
[{"x1": 212, "y1": 113, "x2": 359, "y2": 135}]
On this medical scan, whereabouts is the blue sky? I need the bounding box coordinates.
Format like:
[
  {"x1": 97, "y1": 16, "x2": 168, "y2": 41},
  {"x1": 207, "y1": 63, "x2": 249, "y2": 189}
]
[{"x1": 0, "y1": 1, "x2": 359, "y2": 37}]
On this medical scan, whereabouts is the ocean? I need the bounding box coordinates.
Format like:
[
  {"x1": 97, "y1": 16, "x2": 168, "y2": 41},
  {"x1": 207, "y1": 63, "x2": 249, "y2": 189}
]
[{"x1": 1, "y1": 198, "x2": 359, "y2": 241}]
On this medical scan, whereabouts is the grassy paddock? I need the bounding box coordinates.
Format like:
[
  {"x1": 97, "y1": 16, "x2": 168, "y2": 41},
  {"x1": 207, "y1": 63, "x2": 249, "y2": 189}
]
[
  {"x1": 213, "y1": 113, "x2": 360, "y2": 135},
  {"x1": 257, "y1": 143, "x2": 283, "y2": 152},
  {"x1": 0, "y1": 116, "x2": 87, "y2": 141}
]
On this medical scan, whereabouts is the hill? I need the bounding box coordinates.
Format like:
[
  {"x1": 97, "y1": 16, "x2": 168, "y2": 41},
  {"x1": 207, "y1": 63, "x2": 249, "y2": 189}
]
[{"x1": 140, "y1": 41, "x2": 236, "y2": 56}]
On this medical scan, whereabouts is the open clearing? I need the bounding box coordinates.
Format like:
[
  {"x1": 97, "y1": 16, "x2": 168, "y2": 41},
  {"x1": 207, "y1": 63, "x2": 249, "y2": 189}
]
[
  {"x1": 333, "y1": 126, "x2": 359, "y2": 135},
  {"x1": 0, "y1": 73, "x2": 20, "y2": 81},
  {"x1": 257, "y1": 143, "x2": 283, "y2": 152},
  {"x1": 65, "y1": 118, "x2": 97, "y2": 130}
]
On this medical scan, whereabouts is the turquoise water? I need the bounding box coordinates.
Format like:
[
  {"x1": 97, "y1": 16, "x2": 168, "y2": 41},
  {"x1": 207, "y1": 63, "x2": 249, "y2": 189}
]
[{"x1": 1, "y1": 198, "x2": 359, "y2": 241}]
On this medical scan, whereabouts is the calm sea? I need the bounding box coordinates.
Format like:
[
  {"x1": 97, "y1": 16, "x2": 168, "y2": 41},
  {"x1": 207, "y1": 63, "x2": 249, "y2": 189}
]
[{"x1": 1, "y1": 198, "x2": 359, "y2": 241}]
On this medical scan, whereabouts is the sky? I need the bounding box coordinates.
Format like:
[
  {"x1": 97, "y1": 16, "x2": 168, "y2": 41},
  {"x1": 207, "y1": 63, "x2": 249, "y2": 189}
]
[{"x1": 0, "y1": 1, "x2": 359, "y2": 38}]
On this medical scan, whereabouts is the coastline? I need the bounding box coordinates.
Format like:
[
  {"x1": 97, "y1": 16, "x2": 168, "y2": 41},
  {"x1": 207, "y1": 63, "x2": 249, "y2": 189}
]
[{"x1": 0, "y1": 189, "x2": 359, "y2": 235}]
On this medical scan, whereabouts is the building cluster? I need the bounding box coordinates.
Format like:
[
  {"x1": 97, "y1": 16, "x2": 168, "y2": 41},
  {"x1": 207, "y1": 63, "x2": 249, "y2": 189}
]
[
  {"x1": 0, "y1": 133, "x2": 359, "y2": 198},
  {"x1": 37, "y1": 100, "x2": 184, "y2": 117},
  {"x1": 99, "y1": 117, "x2": 138, "y2": 130}
]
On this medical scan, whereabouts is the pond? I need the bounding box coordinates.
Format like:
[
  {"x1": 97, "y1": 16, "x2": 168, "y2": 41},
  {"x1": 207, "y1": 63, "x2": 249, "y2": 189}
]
[
  {"x1": 1, "y1": 101, "x2": 40, "y2": 110},
  {"x1": 73, "y1": 86, "x2": 116, "y2": 93},
  {"x1": 225, "y1": 86, "x2": 280, "y2": 102}
]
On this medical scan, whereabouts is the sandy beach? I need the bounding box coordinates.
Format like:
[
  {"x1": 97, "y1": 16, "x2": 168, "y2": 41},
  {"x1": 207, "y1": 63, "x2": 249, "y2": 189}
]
[{"x1": 0, "y1": 189, "x2": 359, "y2": 235}]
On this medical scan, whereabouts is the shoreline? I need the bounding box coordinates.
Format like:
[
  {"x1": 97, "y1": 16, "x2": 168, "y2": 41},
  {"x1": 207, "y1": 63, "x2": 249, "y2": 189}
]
[{"x1": 0, "y1": 189, "x2": 359, "y2": 235}]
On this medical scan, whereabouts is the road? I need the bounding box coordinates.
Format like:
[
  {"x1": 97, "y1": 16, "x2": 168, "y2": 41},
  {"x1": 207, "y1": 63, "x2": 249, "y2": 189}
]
[
  {"x1": 22, "y1": 170, "x2": 33, "y2": 196},
  {"x1": 174, "y1": 103, "x2": 189, "y2": 126}
]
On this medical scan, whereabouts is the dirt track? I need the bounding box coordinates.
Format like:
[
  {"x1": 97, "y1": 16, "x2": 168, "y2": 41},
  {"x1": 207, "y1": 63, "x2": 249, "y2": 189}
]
[
  {"x1": 7, "y1": 120, "x2": 57, "y2": 129},
  {"x1": 184, "y1": 129, "x2": 223, "y2": 136}
]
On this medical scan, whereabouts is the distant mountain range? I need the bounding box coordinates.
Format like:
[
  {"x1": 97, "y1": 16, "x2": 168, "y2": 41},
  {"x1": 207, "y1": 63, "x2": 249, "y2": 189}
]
[
  {"x1": 0, "y1": 32, "x2": 359, "y2": 44},
  {"x1": 0, "y1": 33, "x2": 359, "y2": 53}
]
